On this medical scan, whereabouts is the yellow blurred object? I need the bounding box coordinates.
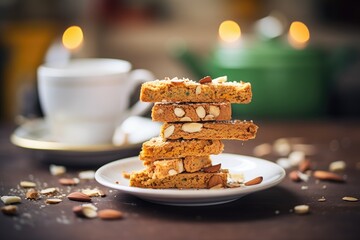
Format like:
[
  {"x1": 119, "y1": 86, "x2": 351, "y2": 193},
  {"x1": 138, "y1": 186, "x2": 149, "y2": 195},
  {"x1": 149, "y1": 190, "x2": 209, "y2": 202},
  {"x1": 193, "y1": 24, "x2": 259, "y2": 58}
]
[
  {"x1": 288, "y1": 21, "x2": 310, "y2": 49},
  {"x1": 62, "y1": 26, "x2": 83, "y2": 50},
  {"x1": 218, "y1": 20, "x2": 241, "y2": 43},
  {"x1": 1, "y1": 22, "x2": 57, "y2": 120}
]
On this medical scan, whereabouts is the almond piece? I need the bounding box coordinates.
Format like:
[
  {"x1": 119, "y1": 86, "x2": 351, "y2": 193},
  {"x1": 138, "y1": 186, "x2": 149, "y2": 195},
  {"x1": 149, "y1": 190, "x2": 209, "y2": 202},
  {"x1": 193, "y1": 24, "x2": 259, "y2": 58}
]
[
  {"x1": 1, "y1": 196, "x2": 21, "y2": 205},
  {"x1": 180, "y1": 116, "x2": 192, "y2": 122},
  {"x1": 67, "y1": 192, "x2": 91, "y2": 202},
  {"x1": 98, "y1": 209, "x2": 123, "y2": 220},
  {"x1": 73, "y1": 204, "x2": 98, "y2": 218},
  {"x1": 209, "y1": 106, "x2": 220, "y2": 117},
  {"x1": 289, "y1": 170, "x2": 301, "y2": 182},
  {"x1": 244, "y1": 176, "x2": 263, "y2": 186},
  {"x1": 207, "y1": 175, "x2": 223, "y2": 188},
  {"x1": 342, "y1": 196, "x2": 358, "y2": 202},
  {"x1": 78, "y1": 170, "x2": 95, "y2": 180},
  {"x1": 168, "y1": 169, "x2": 178, "y2": 176},
  {"x1": 49, "y1": 164, "x2": 66, "y2": 176},
  {"x1": 163, "y1": 125, "x2": 175, "y2": 138},
  {"x1": 329, "y1": 161, "x2": 346, "y2": 172},
  {"x1": 203, "y1": 163, "x2": 221, "y2": 173},
  {"x1": 170, "y1": 77, "x2": 184, "y2": 85},
  {"x1": 1, "y1": 205, "x2": 18, "y2": 215},
  {"x1": 174, "y1": 107, "x2": 185, "y2": 117},
  {"x1": 181, "y1": 123, "x2": 203, "y2": 133},
  {"x1": 81, "y1": 188, "x2": 106, "y2": 197},
  {"x1": 59, "y1": 178, "x2": 79, "y2": 186},
  {"x1": 298, "y1": 159, "x2": 311, "y2": 172},
  {"x1": 212, "y1": 76, "x2": 227, "y2": 84},
  {"x1": 196, "y1": 106, "x2": 206, "y2": 119},
  {"x1": 45, "y1": 198, "x2": 62, "y2": 204},
  {"x1": 199, "y1": 76, "x2": 212, "y2": 84},
  {"x1": 313, "y1": 170, "x2": 345, "y2": 182},
  {"x1": 26, "y1": 189, "x2": 39, "y2": 200},
  {"x1": 203, "y1": 114, "x2": 215, "y2": 121},
  {"x1": 294, "y1": 204, "x2": 310, "y2": 214},
  {"x1": 40, "y1": 187, "x2": 59, "y2": 195},
  {"x1": 20, "y1": 181, "x2": 36, "y2": 188},
  {"x1": 195, "y1": 85, "x2": 201, "y2": 95}
]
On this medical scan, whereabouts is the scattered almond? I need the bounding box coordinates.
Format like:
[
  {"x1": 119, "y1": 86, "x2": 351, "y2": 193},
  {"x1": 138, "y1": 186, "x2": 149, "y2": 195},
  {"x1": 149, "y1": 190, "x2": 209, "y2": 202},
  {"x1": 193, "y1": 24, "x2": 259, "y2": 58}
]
[
  {"x1": 313, "y1": 171, "x2": 345, "y2": 182},
  {"x1": 73, "y1": 204, "x2": 98, "y2": 218},
  {"x1": 98, "y1": 209, "x2": 123, "y2": 220},
  {"x1": 1, "y1": 205, "x2": 18, "y2": 215},
  {"x1": 81, "y1": 188, "x2": 106, "y2": 197},
  {"x1": 1, "y1": 196, "x2": 21, "y2": 205},
  {"x1": 199, "y1": 76, "x2": 212, "y2": 84},
  {"x1": 78, "y1": 170, "x2": 95, "y2": 180},
  {"x1": 59, "y1": 178, "x2": 80, "y2": 186},
  {"x1": 67, "y1": 192, "x2": 91, "y2": 202},
  {"x1": 226, "y1": 181, "x2": 241, "y2": 188},
  {"x1": 26, "y1": 189, "x2": 39, "y2": 200},
  {"x1": 49, "y1": 164, "x2": 66, "y2": 176},
  {"x1": 244, "y1": 176, "x2": 263, "y2": 186},
  {"x1": 40, "y1": 187, "x2": 59, "y2": 195},
  {"x1": 342, "y1": 196, "x2": 358, "y2": 202},
  {"x1": 289, "y1": 170, "x2": 301, "y2": 182},
  {"x1": 298, "y1": 159, "x2": 311, "y2": 172},
  {"x1": 294, "y1": 204, "x2": 310, "y2": 214},
  {"x1": 20, "y1": 181, "x2": 37, "y2": 188},
  {"x1": 207, "y1": 175, "x2": 224, "y2": 189},
  {"x1": 329, "y1": 161, "x2": 346, "y2": 172},
  {"x1": 45, "y1": 198, "x2": 62, "y2": 204},
  {"x1": 203, "y1": 164, "x2": 221, "y2": 173},
  {"x1": 318, "y1": 196, "x2": 326, "y2": 202}
]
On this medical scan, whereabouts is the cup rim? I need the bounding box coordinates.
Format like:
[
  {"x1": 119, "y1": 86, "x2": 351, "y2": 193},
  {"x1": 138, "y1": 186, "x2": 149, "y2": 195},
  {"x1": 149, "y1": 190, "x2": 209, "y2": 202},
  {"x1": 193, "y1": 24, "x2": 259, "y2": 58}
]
[{"x1": 38, "y1": 58, "x2": 132, "y2": 78}]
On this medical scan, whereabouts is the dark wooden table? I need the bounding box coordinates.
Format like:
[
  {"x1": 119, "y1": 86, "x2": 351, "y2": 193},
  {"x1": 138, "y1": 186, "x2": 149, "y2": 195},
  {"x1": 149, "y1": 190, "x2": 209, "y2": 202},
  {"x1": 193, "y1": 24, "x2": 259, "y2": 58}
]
[{"x1": 1, "y1": 120, "x2": 360, "y2": 240}]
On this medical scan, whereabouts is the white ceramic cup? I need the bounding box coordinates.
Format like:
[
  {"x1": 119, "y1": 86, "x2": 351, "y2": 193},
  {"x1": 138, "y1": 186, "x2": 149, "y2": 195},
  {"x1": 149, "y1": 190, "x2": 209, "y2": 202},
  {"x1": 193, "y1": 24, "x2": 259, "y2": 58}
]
[{"x1": 37, "y1": 58, "x2": 154, "y2": 145}]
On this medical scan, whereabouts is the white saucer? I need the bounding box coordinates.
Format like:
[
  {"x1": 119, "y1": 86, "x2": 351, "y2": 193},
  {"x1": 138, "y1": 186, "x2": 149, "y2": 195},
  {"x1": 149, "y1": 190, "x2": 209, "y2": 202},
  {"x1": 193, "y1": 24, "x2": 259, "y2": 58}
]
[
  {"x1": 11, "y1": 116, "x2": 160, "y2": 165},
  {"x1": 95, "y1": 153, "x2": 286, "y2": 206}
]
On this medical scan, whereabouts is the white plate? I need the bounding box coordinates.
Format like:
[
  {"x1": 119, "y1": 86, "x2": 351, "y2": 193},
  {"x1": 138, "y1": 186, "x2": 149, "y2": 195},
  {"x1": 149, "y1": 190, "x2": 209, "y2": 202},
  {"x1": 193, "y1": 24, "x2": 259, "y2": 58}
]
[
  {"x1": 95, "y1": 153, "x2": 286, "y2": 206},
  {"x1": 10, "y1": 116, "x2": 160, "y2": 165}
]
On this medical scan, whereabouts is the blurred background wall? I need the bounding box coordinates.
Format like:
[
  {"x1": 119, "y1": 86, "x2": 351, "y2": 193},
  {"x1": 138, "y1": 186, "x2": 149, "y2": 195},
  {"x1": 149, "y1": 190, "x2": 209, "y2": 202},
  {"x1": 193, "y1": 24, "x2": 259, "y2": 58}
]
[{"x1": 0, "y1": 0, "x2": 359, "y2": 122}]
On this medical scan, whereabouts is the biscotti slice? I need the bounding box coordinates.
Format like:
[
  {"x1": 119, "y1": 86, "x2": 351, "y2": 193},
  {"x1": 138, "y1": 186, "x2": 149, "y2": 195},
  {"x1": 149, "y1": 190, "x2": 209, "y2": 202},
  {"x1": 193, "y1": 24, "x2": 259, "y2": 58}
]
[
  {"x1": 152, "y1": 102, "x2": 231, "y2": 122},
  {"x1": 144, "y1": 156, "x2": 212, "y2": 178},
  {"x1": 161, "y1": 120, "x2": 258, "y2": 140},
  {"x1": 140, "y1": 137, "x2": 224, "y2": 160},
  {"x1": 130, "y1": 169, "x2": 228, "y2": 189},
  {"x1": 140, "y1": 77, "x2": 251, "y2": 103}
]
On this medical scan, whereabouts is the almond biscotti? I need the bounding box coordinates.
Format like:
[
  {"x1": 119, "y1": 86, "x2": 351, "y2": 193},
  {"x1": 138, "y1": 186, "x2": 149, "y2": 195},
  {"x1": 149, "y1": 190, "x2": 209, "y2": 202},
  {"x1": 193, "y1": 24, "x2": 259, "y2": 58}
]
[
  {"x1": 161, "y1": 120, "x2": 258, "y2": 140},
  {"x1": 139, "y1": 137, "x2": 224, "y2": 161},
  {"x1": 140, "y1": 77, "x2": 252, "y2": 103},
  {"x1": 129, "y1": 169, "x2": 228, "y2": 189},
  {"x1": 152, "y1": 102, "x2": 231, "y2": 122}
]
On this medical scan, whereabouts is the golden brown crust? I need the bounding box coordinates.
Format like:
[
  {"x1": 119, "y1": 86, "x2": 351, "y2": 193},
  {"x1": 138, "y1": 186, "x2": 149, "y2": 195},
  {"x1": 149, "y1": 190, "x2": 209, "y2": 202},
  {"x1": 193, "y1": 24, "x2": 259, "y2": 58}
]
[
  {"x1": 129, "y1": 169, "x2": 228, "y2": 189},
  {"x1": 140, "y1": 78, "x2": 252, "y2": 103},
  {"x1": 151, "y1": 102, "x2": 231, "y2": 122},
  {"x1": 161, "y1": 120, "x2": 258, "y2": 140},
  {"x1": 139, "y1": 137, "x2": 224, "y2": 160}
]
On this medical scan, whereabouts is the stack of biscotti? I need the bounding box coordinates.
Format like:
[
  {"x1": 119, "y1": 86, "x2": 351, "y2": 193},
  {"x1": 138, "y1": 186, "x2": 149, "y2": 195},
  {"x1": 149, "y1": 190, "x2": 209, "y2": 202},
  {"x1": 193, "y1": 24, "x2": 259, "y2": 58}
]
[{"x1": 129, "y1": 76, "x2": 258, "y2": 189}]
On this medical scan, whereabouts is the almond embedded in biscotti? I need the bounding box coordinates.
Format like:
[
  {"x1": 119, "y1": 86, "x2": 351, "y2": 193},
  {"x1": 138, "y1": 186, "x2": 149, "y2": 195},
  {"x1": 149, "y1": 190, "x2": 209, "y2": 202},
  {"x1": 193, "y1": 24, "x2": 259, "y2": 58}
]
[
  {"x1": 203, "y1": 163, "x2": 221, "y2": 173},
  {"x1": 181, "y1": 123, "x2": 203, "y2": 133},
  {"x1": 212, "y1": 76, "x2": 227, "y2": 84},
  {"x1": 199, "y1": 76, "x2": 212, "y2": 84},
  {"x1": 170, "y1": 77, "x2": 184, "y2": 85},
  {"x1": 207, "y1": 175, "x2": 223, "y2": 188},
  {"x1": 163, "y1": 125, "x2": 175, "y2": 138},
  {"x1": 209, "y1": 106, "x2": 220, "y2": 117},
  {"x1": 244, "y1": 176, "x2": 263, "y2": 186},
  {"x1": 313, "y1": 170, "x2": 345, "y2": 182},
  {"x1": 174, "y1": 107, "x2": 185, "y2": 117},
  {"x1": 180, "y1": 116, "x2": 192, "y2": 122},
  {"x1": 195, "y1": 85, "x2": 201, "y2": 95},
  {"x1": 168, "y1": 169, "x2": 178, "y2": 176},
  {"x1": 203, "y1": 114, "x2": 215, "y2": 120},
  {"x1": 196, "y1": 106, "x2": 206, "y2": 119}
]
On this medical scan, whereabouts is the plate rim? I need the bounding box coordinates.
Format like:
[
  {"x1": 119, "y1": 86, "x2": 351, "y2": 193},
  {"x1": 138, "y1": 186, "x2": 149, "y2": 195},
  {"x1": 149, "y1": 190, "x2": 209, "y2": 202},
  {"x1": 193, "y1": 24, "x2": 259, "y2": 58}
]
[{"x1": 95, "y1": 153, "x2": 286, "y2": 203}]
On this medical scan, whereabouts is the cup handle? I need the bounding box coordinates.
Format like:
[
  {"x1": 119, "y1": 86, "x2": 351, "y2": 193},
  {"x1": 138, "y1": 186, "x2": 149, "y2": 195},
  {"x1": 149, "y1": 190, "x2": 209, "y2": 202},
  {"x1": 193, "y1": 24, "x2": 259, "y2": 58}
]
[{"x1": 126, "y1": 69, "x2": 155, "y2": 117}]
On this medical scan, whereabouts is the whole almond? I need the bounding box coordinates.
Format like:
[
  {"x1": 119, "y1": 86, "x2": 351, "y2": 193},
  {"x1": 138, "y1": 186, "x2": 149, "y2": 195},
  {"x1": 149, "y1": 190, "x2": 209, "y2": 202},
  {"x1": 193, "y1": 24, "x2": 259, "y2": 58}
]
[
  {"x1": 163, "y1": 125, "x2": 175, "y2": 138},
  {"x1": 67, "y1": 192, "x2": 91, "y2": 202},
  {"x1": 196, "y1": 106, "x2": 206, "y2": 118},
  {"x1": 98, "y1": 209, "x2": 123, "y2": 220},
  {"x1": 207, "y1": 175, "x2": 223, "y2": 188},
  {"x1": 1, "y1": 205, "x2": 18, "y2": 215},
  {"x1": 342, "y1": 196, "x2": 358, "y2": 202},
  {"x1": 244, "y1": 176, "x2": 263, "y2": 186},
  {"x1": 59, "y1": 178, "x2": 79, "y2": 186},
  {"x1": 199, "y1": 76, "x2": 212, "y2": 84},
  {"x1": 313, "y1": 171, "x2": 344, "y2": 182},
  {"x1": 289, "y1": 170, "x2": 301, "y2": 182},
  {"x1": 181, "y1": 123, "x2": 203, "y2": 133},
  {"x1": 203, "y1": 163, "x2": 221, "y2": 173},
  {"x1": 298, "y1": 159, "x2": 311, "y2": 172}
]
